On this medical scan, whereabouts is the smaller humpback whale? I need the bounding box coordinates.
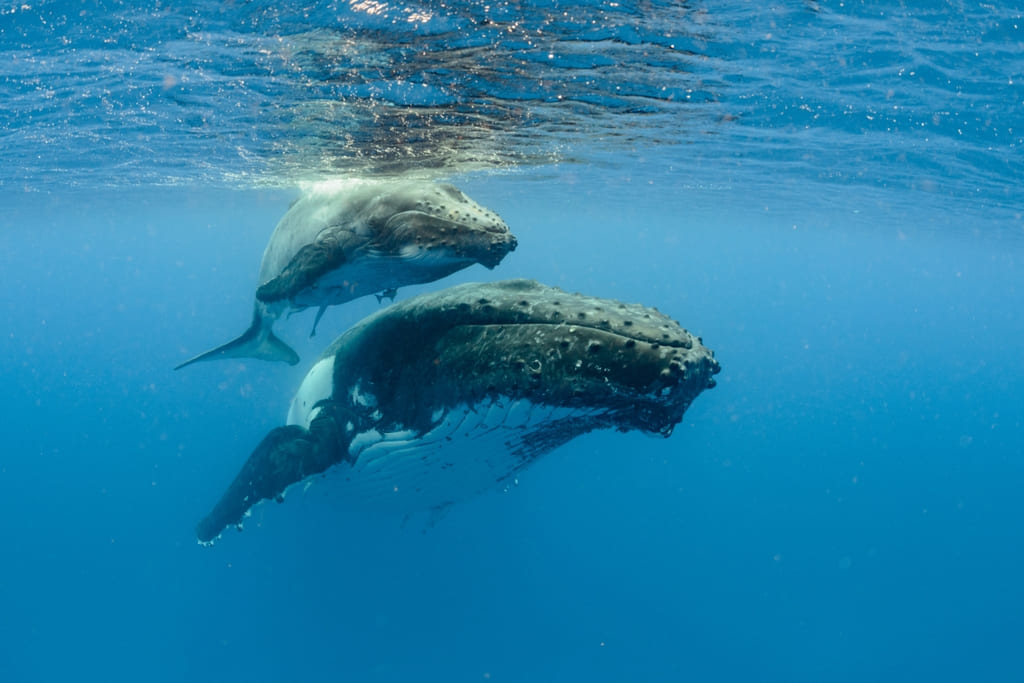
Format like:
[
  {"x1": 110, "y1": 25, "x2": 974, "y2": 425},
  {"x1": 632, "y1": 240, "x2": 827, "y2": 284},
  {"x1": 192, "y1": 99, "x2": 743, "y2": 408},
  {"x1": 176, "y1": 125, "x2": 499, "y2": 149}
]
[
  {"x1": 175, "y1": 180, "x2": 517, "y2": 369},
  {"x1": 195, "y1": 279, "x2": 721, "y2": 544}
]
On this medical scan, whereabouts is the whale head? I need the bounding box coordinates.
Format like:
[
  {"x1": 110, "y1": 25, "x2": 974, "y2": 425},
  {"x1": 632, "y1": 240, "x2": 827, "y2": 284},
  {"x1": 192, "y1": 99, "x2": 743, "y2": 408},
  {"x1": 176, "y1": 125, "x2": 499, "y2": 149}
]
[
  {"x1": 320, "y1": 279, "x2": 719, "y2": 439},
  {"x1": 369, "y1": 182, "x2": 517, "y2": 270}
]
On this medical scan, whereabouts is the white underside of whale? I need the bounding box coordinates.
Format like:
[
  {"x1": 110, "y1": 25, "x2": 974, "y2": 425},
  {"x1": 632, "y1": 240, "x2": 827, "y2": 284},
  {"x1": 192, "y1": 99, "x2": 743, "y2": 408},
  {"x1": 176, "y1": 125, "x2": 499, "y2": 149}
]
[
  {"x1": 287, "y1": 356, "x2": 335, "y2": 427},
  {"x1": 288, "y1": 247, "x2": 468, "y2": 309}
]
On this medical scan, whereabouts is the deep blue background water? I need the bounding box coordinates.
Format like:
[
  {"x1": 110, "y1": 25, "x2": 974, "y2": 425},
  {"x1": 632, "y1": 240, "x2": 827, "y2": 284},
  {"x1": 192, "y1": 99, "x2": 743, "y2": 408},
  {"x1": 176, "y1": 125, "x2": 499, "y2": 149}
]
[{"x1": 2, "y1": 1, "x2": 1023, "y2": 682}]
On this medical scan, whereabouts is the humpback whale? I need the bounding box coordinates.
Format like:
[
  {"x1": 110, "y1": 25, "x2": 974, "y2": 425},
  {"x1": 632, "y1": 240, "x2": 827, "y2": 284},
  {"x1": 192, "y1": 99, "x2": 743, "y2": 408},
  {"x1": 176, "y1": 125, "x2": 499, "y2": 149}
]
[
  {"x1": 175, "y1": 180, "x2": 517, "y2": 369},
  {"x1": 195, "y1": 279, "x2": 720, "y2": 544}
]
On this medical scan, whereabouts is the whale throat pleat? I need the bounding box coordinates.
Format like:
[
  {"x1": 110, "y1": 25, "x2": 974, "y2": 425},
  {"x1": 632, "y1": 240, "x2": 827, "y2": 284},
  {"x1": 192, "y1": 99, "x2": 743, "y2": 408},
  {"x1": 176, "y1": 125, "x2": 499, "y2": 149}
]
[{"x1": 324, "y1": 396, "x2": 604, "y2": 513}]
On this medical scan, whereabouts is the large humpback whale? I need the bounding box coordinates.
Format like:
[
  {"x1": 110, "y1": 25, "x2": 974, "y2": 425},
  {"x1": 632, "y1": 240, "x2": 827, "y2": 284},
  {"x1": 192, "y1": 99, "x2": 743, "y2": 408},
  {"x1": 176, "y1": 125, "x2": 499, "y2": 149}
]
[
  {"x1": 175, "y1": 180, "x2": 517, "y2": 369},
  {"x1": 196, "y1": 279, "x2": 720, "y2": 544}
]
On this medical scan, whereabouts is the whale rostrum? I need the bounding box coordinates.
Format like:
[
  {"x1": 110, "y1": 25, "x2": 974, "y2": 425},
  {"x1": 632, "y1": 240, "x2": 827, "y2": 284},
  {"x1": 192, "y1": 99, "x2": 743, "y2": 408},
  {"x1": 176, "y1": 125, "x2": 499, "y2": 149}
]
[
  {"x1": 196, "y1": 279, "x2": 720, "y2": 544},
  {"x1": 175, "y1": 180, "x2": 517, "y2": 369}
]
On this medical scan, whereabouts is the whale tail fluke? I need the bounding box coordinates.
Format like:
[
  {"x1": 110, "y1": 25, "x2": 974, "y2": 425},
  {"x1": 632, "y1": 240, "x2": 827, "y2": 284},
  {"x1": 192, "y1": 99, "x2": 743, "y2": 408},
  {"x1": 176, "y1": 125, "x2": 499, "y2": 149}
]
[{"x1": 174, "y1": 305, "x2": 300, "y2": 370}]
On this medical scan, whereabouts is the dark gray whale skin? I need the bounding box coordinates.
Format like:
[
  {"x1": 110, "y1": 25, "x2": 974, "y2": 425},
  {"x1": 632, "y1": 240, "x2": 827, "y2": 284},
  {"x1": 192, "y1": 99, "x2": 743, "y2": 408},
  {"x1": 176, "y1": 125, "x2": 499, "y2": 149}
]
[
  {"x1": 175, "y1": 180, "x2": 516, "y2": 369},
  {"x1": 196, "y1": 279, "x2": 720, "y2": 544}
]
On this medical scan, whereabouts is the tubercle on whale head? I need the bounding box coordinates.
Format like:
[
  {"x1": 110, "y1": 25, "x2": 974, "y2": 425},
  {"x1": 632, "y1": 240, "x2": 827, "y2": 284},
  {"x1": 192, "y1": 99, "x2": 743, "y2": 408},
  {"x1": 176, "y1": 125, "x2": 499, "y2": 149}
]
[
  {"x1": 476, "y1": 232, "x2": 517, "y2": 269},
  {"x1": 369, "y1": 182, "x2": 509, "y2": 231}
]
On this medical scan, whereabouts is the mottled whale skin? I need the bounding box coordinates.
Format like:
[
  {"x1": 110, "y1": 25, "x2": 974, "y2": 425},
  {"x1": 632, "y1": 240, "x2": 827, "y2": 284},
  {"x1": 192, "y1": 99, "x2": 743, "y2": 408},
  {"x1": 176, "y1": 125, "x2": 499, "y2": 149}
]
[
  {"x1": 175, "y1": 180, "x2": 517, "y2": 369},
  {"x1": 195, "y1": 279, "x2": 720, "y2": 544}
]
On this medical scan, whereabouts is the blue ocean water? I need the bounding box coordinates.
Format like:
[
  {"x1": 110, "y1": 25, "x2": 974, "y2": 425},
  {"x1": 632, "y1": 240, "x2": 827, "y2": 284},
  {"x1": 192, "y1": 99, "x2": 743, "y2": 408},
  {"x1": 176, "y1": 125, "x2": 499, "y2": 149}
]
[{"x1": 2, "y1": 1, "x2": 1023, "y2": 681}]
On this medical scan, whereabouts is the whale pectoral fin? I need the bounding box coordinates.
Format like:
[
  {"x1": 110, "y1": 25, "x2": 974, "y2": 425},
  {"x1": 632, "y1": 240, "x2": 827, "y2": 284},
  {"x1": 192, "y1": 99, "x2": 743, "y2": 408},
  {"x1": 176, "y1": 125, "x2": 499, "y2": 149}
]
[
  {"x1": 375, "y1": 287, "x2": 398, "y2": 304},
  {"x1": 309, "y1": 305, "x2": 328, "y2": 338},
  {"x1": 195, "y1": 424, "x2": 338, "y2": 544},
  {"x1": 256, "y1": 237, "x2": 347, "y2": 304},
  {"x1": 174, "y1": 305, "x2": 299, "y2": 370}
]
